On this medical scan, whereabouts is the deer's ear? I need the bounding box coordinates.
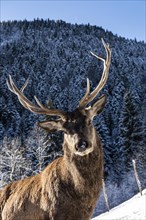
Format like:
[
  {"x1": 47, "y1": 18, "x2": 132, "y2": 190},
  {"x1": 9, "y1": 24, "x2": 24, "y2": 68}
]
[
  {"x1": 87, "y1": 94, "x2": 107, "y2": 119},
  {"x1": 37, "y1": 120, "x2": 63, "y2": 132}
]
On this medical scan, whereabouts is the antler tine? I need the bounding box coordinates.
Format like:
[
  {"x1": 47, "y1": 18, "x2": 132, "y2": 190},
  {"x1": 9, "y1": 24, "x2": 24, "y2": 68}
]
[
  {"x1": 7, "y1": 75, "x2": 67, "y2": 120},
  {"x1": 79, "y1": 39, "x2": 111, "y2": 109},
  {"x1": 7, "y1": 77, "x2": 29, "y2": 109},
  {"x1": 20, "y1": 77, "x2": 30, "y2": 92},
  {"x1": 79, "y1": 78, "x2": 90, "y2": 105}
]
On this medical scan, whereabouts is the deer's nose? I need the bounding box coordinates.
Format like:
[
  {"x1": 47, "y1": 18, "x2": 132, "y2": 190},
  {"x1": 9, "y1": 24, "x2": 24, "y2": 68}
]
[{"x1": 75, "y1": 140, "x2": 88, "y2": 152}]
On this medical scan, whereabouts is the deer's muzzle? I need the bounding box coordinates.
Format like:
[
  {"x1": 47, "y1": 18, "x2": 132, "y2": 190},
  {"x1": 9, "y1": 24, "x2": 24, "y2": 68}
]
[{"x1": 75, "y1": 140, "x2": 88, "y2": 152}]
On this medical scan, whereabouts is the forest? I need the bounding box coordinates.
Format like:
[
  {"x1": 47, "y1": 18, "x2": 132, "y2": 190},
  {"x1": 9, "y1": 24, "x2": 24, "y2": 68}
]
[{"x1": 0, "y1": 18, "x2": 146, "y2": 216}]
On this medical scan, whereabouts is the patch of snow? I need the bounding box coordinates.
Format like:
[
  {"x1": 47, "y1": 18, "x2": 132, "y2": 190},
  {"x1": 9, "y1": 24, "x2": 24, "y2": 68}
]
[{"x1": 92, "y1": 189, "x2": 146, "y2": 220}]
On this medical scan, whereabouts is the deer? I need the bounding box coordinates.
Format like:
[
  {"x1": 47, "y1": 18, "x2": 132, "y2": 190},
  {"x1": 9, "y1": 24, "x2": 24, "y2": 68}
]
[{"x1": 0, "y1": 39, "x2": 111, "y2": 220}]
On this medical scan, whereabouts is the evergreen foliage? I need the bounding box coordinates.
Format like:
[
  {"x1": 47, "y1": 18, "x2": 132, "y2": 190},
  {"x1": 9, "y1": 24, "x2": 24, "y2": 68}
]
[{"x1": 0, "y1": 19, "x2": 146, "y2": 214}]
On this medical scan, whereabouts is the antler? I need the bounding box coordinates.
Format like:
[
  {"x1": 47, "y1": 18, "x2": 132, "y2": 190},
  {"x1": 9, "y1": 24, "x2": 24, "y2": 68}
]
[
  {"x1": 6, "y1": 75, "x2": 67, "y2": 120},
  {"x1": 79, "y1": 39, "x2": 111, "y2": 109}
]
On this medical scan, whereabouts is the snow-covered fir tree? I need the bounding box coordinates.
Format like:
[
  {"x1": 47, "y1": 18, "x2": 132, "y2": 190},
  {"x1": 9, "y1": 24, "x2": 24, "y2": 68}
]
[{"x1": 0, "y1": 18, "x2": 146, "y2": 215}]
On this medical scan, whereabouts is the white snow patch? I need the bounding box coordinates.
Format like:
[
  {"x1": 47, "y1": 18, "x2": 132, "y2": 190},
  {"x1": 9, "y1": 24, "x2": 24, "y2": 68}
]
[{"x1": 92, "y1": 189, "x2": 146, "y2": 220}]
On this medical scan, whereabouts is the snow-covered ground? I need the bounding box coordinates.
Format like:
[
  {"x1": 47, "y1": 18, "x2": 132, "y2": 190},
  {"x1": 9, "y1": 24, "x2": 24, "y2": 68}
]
[{"x1": 92, "y1": 189, "x2": 146, "y2": 220}]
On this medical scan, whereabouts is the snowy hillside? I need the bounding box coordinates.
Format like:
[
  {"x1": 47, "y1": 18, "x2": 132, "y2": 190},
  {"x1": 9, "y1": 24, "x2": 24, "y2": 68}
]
[
  {"x1": 92, "y1": 189, "x2": 146, "y2": 220},
  {"x1": 0, "y1": 19, "x2": 146, "y2": 215}
]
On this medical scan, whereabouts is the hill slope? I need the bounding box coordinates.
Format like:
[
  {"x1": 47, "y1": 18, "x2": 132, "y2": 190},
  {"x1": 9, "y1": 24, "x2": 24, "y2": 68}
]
[
  {"x1": 0, "y1": 19, "x2": 146, "y2": 215},
  {"x1": 92, "y1": 189, "x2": 146, "y2": 220}
]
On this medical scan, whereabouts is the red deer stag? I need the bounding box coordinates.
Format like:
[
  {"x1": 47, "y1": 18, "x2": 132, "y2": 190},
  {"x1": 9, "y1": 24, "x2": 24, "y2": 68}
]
[{"x1": 0, "y1": 39, "x2": 111, "y2": 220}]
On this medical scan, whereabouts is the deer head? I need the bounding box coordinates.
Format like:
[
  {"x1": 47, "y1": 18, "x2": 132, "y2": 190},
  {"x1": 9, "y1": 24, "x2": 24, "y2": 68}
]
[{"x1": 6, "y1": 39, "x2": 111, "y2": 157}]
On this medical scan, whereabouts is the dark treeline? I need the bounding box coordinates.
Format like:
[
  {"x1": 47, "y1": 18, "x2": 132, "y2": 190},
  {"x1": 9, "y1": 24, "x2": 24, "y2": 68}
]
[{"x1": 0, "y1": 19, "x2": 146, "y2": 215}]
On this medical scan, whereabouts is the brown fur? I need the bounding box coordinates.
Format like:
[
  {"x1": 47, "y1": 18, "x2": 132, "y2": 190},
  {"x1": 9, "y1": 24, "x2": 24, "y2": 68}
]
[{"x1": 0, "y1": 110, "x2": 104, "y2": 220}]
